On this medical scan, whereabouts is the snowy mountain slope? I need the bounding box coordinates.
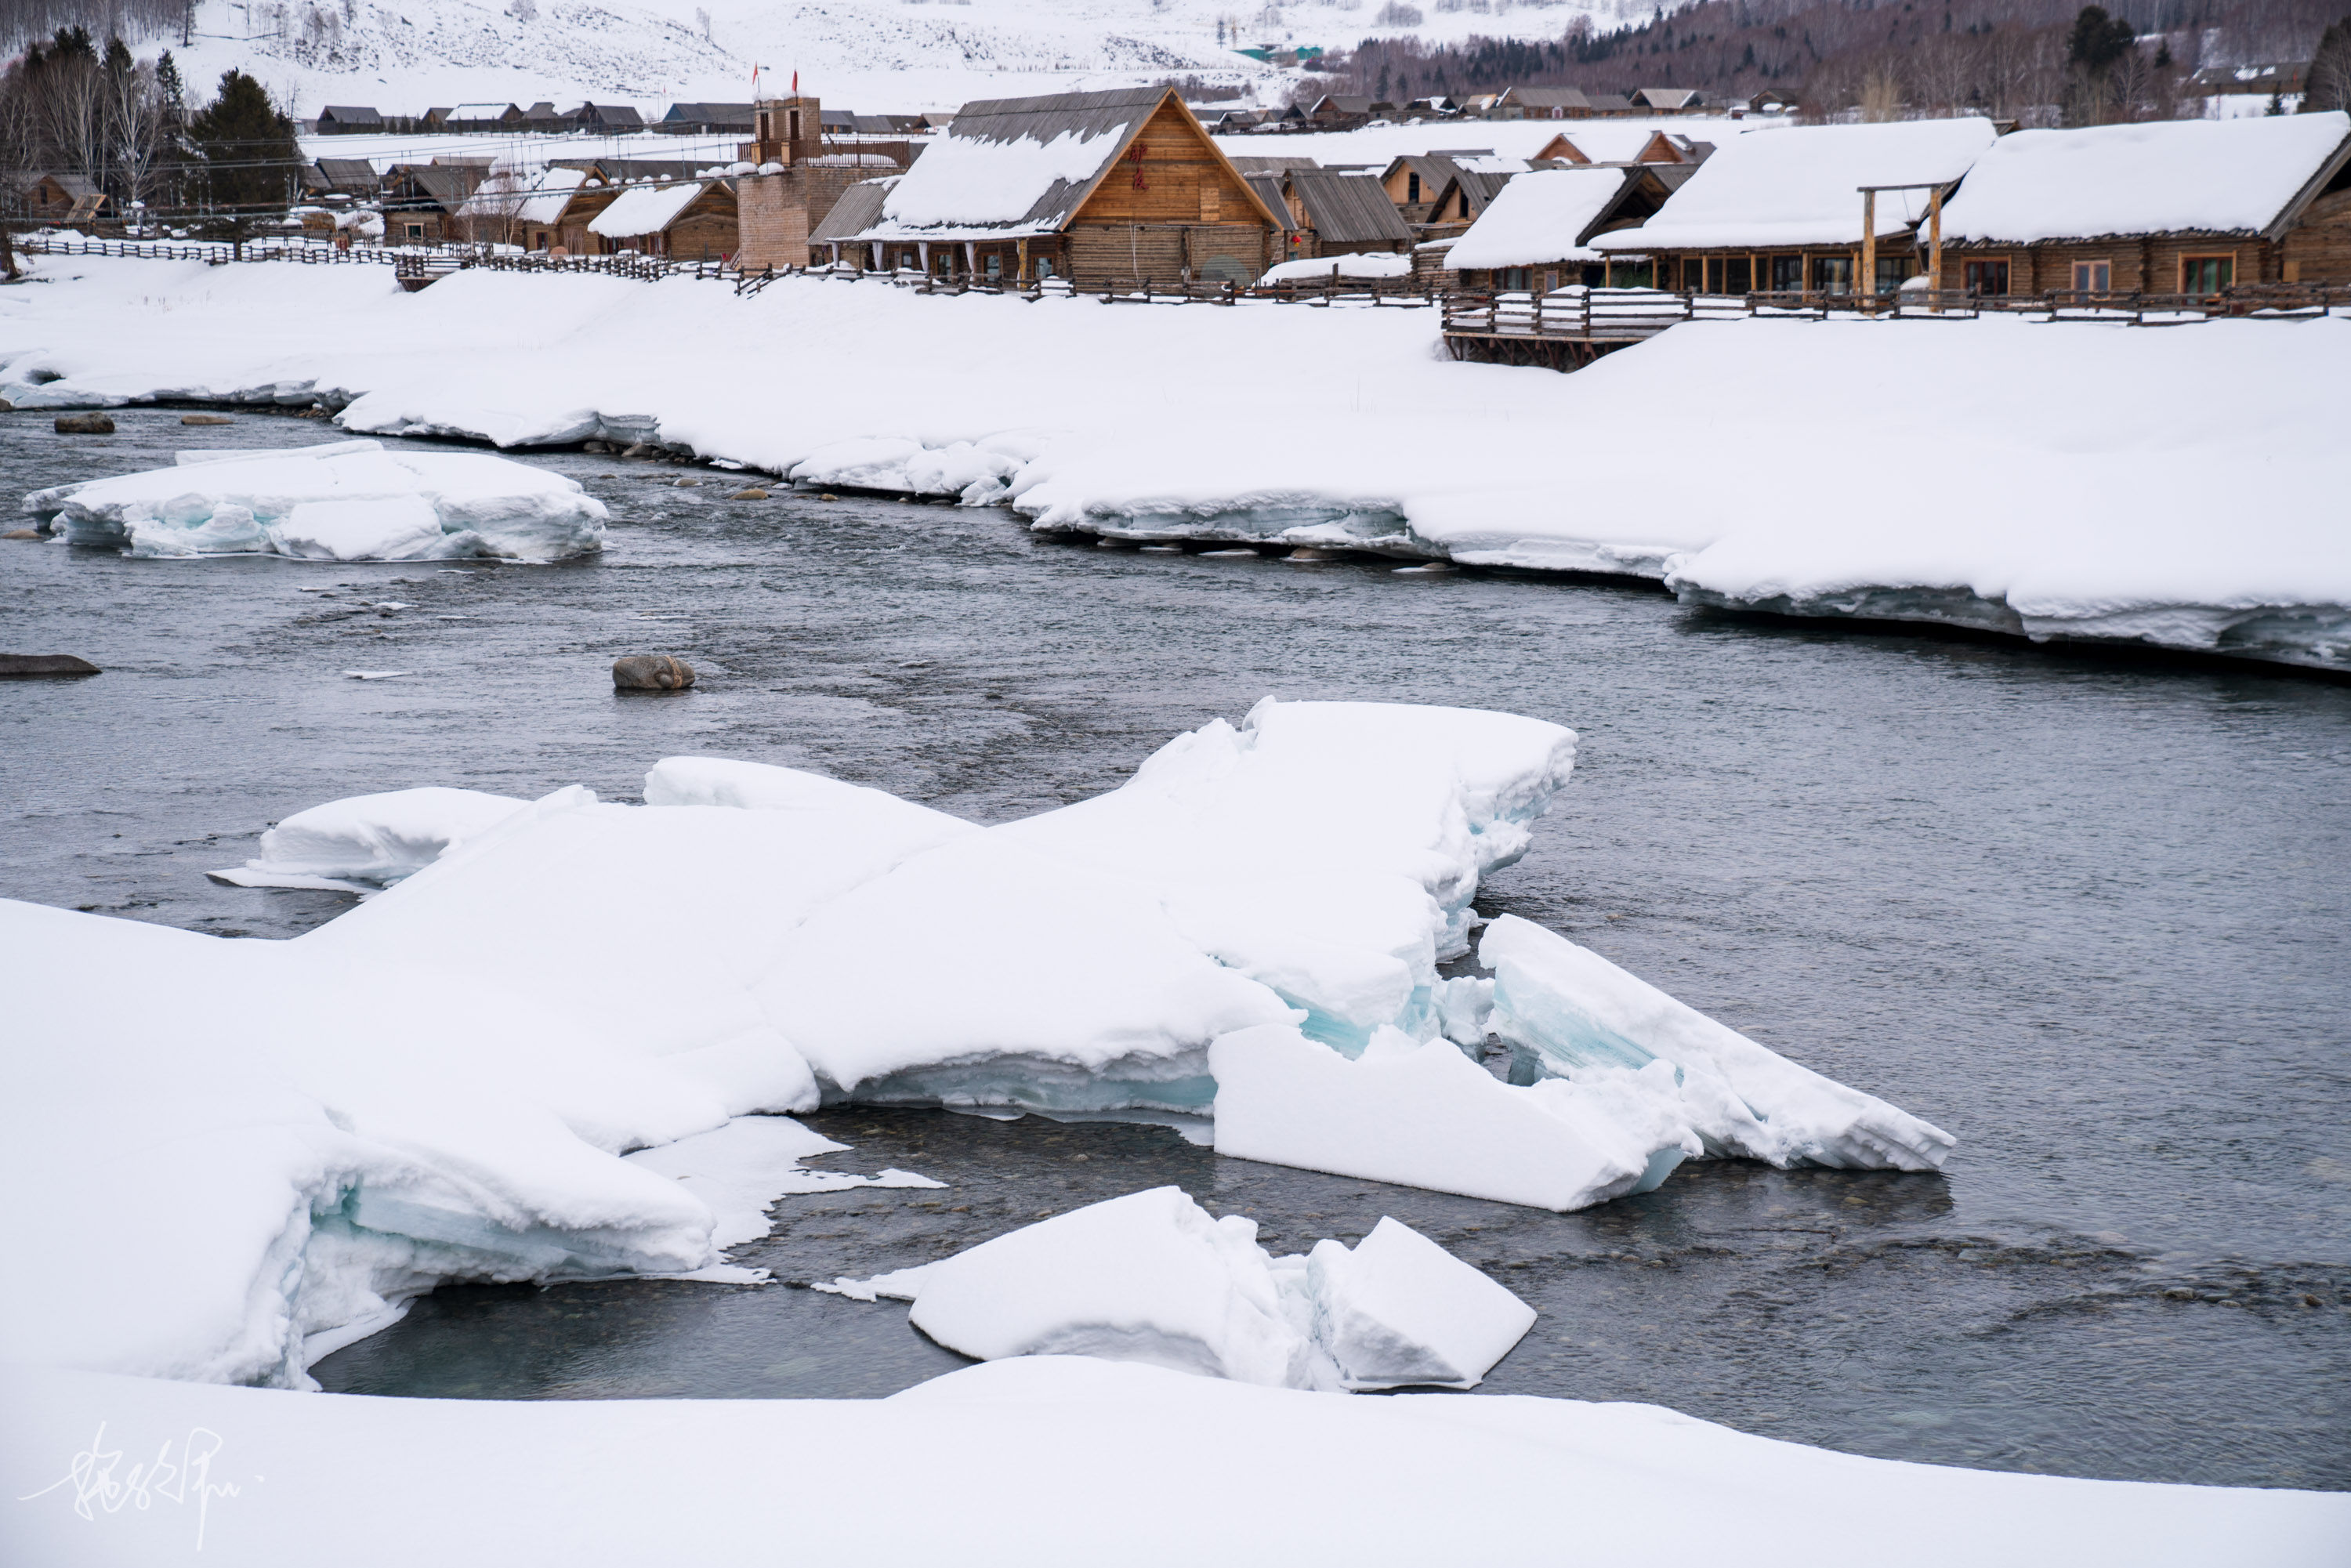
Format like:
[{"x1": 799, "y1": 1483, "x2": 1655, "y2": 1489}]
[{"x1": 163, "y1": 0, "x2": 1611, "y2": 119}]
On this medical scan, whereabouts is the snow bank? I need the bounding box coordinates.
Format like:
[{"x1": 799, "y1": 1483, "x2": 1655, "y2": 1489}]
[
  {"x1": 212, "y1": 786, "x2": 527, "y2": 891},
  {"x1": 822, "y1": 1186, "x2": 1533, "y2": 1390},
  {"x1": 6, "y1": 255, "x2": 2339, "y2": 666},
  {"x1": 1482, "y1": 914, "x2": 1956, "y2": 1171},
  {"x1": 1258, "y1": 252, "x2": 1415, "y2": 285},
  {"x1": 1210, "y1": 1023, "x2": 1692, "y2": 1211},
  {"x1": 19, "y1": 1358, "x2": 2342, "y2": 1568},
  {"x1": 19, "y1": 440, "x2": 606, "y2": 561}
]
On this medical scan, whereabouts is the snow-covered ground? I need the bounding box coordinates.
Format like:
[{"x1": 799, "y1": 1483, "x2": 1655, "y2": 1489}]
[
  {"x1": 9, "y1": 1357, "x2": 2346, "y2": 1566},
  {"x1": 7, "y1": 252, "x2": 2343, "y2": 667}
]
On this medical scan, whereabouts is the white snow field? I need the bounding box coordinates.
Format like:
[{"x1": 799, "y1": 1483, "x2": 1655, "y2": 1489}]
[
  {"x1": 17, "y1": 440, "x2": 607, "y2": 560},
  {"x1": 5, "y1": 252, "x2": 2344, "y2": 666},
  {"x1": 0, "y1": 699, "x2": 1952, "y2": 1391},
  {"x1": 819, "y1": 1186, "x2": 1535, "y2": 1390},
  {"x1": 7, "y1": 1358, "x2": 2347, "y2": 1568}
]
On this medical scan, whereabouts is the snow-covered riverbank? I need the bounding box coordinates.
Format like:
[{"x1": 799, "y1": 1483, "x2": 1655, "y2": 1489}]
[
  {"x1": 9, "y1": 1357, "x2": 2346, "y2": 1567},
  {"x1": 3, "y1": 255, "x2": 2343, "y2": 669}
]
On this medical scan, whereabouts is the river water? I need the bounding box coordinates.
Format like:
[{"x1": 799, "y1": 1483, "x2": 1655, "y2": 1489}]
[{"x1": 3, "y1": 408, "x2": 2346, "y2": 1489}]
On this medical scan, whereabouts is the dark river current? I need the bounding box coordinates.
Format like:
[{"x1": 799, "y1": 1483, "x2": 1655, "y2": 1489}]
[{"x1": 3, "y1": 409, "x2": 2345, "y2": 1490}]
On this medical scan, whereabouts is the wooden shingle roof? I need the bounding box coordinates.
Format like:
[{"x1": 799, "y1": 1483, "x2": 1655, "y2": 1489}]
[{"x1": 1287, "y1": 169, "x2": 1414, "y2": 244}]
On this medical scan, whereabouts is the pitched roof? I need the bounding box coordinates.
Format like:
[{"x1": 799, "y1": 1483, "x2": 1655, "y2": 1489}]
[
  {"x1": 1938, "y1": 110, "x2": 2351, "y2": 244},
  {"x1": 589, "y1": 181, "x2": 719, "y2": 237},
  {"x1": 1244, "y1": 174, "x2": 1299, "y2": 234},
  {"x1": 1593, "y1": 116, "x2": 1998, "y2": 251},
  {"x1": 1502, "y1": 87, "x2": 1592, "y2": 110},
  {"x1": 1446, "y1": 166, "x2": 1642, "y2": 267},
  {"x1": 451, "y1": 102, "x2": 520, "y2": 121},
  {"x1": 318, "y1": 105, "x2": 382, "y2": 121},
  {"x1": 810, "y1": 179, "x2": 896, "y2": 244},
  {"x1": 389, "y1": 165, "x2": 482, "y2": 208},
  {"x1": 665, "y1": 102, "x2": 754, "y2": 123},
  {"x1": 314, "y1": 158, "x2": 379, "y2": 192},
  {"x1": 1287, "y1": 168, "x2": 1415, "y2": 244},
  {"x1": 458, "y1": 165, "x2": 597, "y2": 226},
  {"x1": 1230, "y1": 154, "x2": 1319, "y2": 174},
  {"x1": 1636, "y1": 88, "x2": 1703, "y2": 110},
  {"x1": 575, "y1": 103, "x2": 645, "y2": 125}
]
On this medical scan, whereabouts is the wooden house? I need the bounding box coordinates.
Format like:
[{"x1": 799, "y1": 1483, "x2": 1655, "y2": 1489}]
[
  {"x1": 589, "y1": 179, "x2": 738, "y2": 259},
  {"x1": 1591, "y1": 117, "x2": 1998, "y2": 295},
  {"x1": 313, "y1": 158, "x2": 382, "y2": 198},
  {"x1": 1532, "y1": 129, "x2": 1707, "y2": 166},
  {"x1": 820, "y1": 85, "x2": 1282, "y2": 287},
  {"x1": 1275, "y1": 168, "x2": 1415, "y2": 260},
  {"x1": 1308, "y1": 95, "x2": 1394, "y2": 129},
  {"x1": 570, "y1": 103, "x2": 646, "y2": 131},
  {"x1": 315, "y1": 105, "x2": 383, "y2": 134},
  {"x1": 1378, "y1": 150, "x2": 1493, "y2": 220},
  {"x1": 382, "y1": 164, "x2": 482, "y2": 244},
  {"x1": 1445, "y1": 165, "x2": 1682, "y2": 291},
  {"x1": 1631, "y1": 88, "x2": 1704, "y2": 114},
  {"x1": 457, "y1": 166, "x2": 614, "y2": 251},
  {"x1": 1415, "y1": 157, "x2": 1538, "y2": 239},
  {"x1": 1935, "y1": 110, "x2": 2351, "y2": 295},
  {"x1": 448, "y1": 103, "x2": 524, "y2": 132},
  {"x1": 1487, "y1": 87, "x2": 1599, "y2": 121},
  {"x1": 661, "y1": 103, "x2": 755, "y2": 135}
]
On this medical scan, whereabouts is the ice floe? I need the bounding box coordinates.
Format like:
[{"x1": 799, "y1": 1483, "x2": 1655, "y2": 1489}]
[
  {"x1": 818, "y1": 1186, "x2": 1534, "y2": 1391},
  {"x1": 19, "y1": 440, "x2": 607, "y2": 560},
  {"x1": 0, "y1": 700, "x2": 1947, "y2": 1387}
]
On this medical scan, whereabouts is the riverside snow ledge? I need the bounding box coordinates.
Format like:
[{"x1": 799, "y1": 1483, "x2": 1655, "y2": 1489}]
[{"x1": 4, "y1": 256, "x2": 2345, "y2": 668}]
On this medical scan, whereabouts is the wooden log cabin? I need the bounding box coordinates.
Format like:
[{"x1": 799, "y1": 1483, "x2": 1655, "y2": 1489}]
[
  {"x1": 455, "y1": 166, "x2": 615, "y2": 252},
  {"x1": 1275, "y1": 168, "x2": 1416, "y2": 261},
  {"x1": 1934, "y1": 110, "x2": 2351, "y2": 295},
  {"x1": 1590, "y1": 118, "x2": 1998, "y2": 295},
  {"x1": 817, "y1": 85, "x2": 1283, "y2": 287},
  {"x1": 589, "y1": 179, "x2": 740, "y2": 259}
]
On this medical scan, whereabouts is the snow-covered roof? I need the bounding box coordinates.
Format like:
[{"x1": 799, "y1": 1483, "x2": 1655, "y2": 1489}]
[
  {"x1": 1259, "y1": 252, "x2": 1414, "y2": 284},
  {"x1": 858, "y1": 86, "x2": 1162, "y2": 239},
  {"x1": 1446, "y1": 167, "x2": 1639, "y2": 269},
  {"x1": 451, "y1": 102, "x2": 518, "y2": 121},
  {"x1": 458, "y1": 165, "x2": 593, "y2": 226},
  {"x1": 1592, "y1": 117, "x2": 1998, "y2": 252},
  {"x1": 589, "y1": 181, "x2": 711, "y2": 238},
  {"x1": 1938, "y1": 110, "x2": 2351, "y2": 244}
]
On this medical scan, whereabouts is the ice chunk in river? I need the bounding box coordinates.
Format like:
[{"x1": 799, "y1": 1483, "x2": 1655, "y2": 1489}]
[
  {"x1": 1210, "y1": 1023, "x2": 1694, "y2": 1211},
  {"x1": 824, "y1": 1187, "x2": 1533, "y2": 1391},
  {"x1": 1308, "y1": 1216, "x2": 1538, "y2": 1390},
  {"x1": 1480, "y1": 914, "x2": 1955, "y2": 1171},
  {"x1": 212, "y1": 785, "x2": 527, "y2": 890},
  {"x1": 19, "y1": 440, "x2": 607, "y2": 560}
]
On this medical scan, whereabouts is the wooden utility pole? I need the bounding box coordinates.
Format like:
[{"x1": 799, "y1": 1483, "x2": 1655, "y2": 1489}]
[{"x1": 1860, "y1": 189, "x2": 1877, "y2": 315}]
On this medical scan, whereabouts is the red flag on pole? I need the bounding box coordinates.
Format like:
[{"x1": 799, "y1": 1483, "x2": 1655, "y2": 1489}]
[{"x1": 792, "y1": 70, "x2": 799, "y2": 95}]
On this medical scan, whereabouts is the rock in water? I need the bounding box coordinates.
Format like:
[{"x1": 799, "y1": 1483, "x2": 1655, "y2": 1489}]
[
  {"x1": 612, "y1": 654, "x2": 695, "y2": 691},
  {"x1": 729, "y1": 487, "x2": 769, "y2": 501},
  {"x1": 0, "y1": 654, "x2": 100, "y2": 676},
  {"x1": 3, "y1": 527, "x2": 42, "y2": 541},
  {"x1": 621, "y1": 443, "x2": 660, "y2": 460},
  {"x1": 53, "y1": 413, "x2": 115, "y2": 434},
  {"x1": 180, "y1": 414, "x2": 235, "y2": 425}
]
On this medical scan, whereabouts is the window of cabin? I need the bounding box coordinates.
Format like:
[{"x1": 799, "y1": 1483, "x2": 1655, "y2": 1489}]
[
  {"x1": 2181, "y1": 254, "x2": 2233, "y2": 294},
  {"x1": 1407, "y1": 172, "x2": 1421, "y2": 202},
  {"x1": 984, "y1": 253, "x2": 1002, "y2": 279},
  {"x1": 1725, "y1": 256, "x2": 1751, "y2": 293},
  {"x1": 2070, "y1": 259, "x2": 2111, "y2": 293},
  {"x1": 1813, "y1": 255, "x2": 1853, "y2": 295},
  {"x1": 1034, "y1": 256, "x2": 1055, "y2": 280},
  {"x1": 1541, "y1": 269, "x2": 1559, "y2": 293},
  {"x1": 1500, "y1": 266, "x2": 1531, "y2": 291},
  {"x1": 935, "y1": 251, "x2": 955, "y2": 277},
  {"x1": 1770, "y1": 254, "x2": 1803, "y2": 292},
  {"x1": 1458, "y1": 191, "x2": 1470, "y2": 219},
  {"x1": 404, "y1": 222, "x2": 424, "y2": 240},
  {"x1": 1963, "y1": 258, "x2": 2009, "y2": 295},
  {"x1": 1875, "y1": 255, "x2": 1911, "y2": 296}
]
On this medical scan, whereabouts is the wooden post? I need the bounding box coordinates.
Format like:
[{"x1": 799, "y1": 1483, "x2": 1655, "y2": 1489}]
[
  {"x1": 1860, "y1": 189, "x2": 1876, "y2": 316},
  {"x1": 1017, "y1": 237, "x2": 1029, "y2": 281},
  {"x1": 1927, "y1": 186, "x2": 1944, "y2": 313}
]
